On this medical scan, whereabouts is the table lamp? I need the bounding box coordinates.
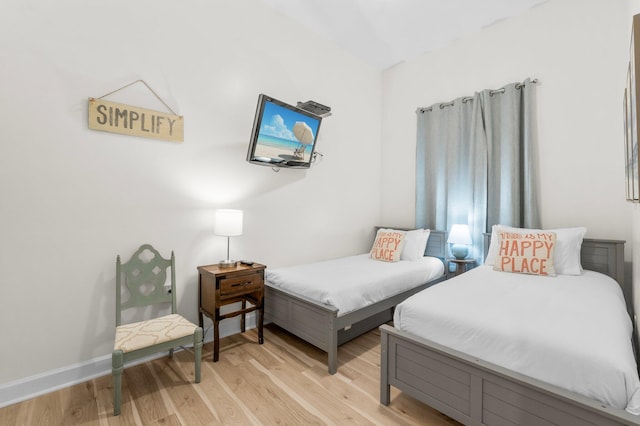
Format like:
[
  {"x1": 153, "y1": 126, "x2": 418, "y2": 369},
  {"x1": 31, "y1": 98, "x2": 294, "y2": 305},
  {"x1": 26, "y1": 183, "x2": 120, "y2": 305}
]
[
  {"x1": 215, "y1": 209, "x2": 243, "y2": 268},
  {"x1": 448, "y1": 224, "x2": 472, "y2": 259}
]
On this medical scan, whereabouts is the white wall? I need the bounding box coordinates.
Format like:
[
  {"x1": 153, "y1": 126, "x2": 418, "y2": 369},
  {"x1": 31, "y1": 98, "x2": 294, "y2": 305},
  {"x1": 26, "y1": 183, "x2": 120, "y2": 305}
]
[
  {"x1": 381, "y1": 0, "x2": 632, "y2": 242},
  {"x1": 0, "y1": 0, "x2": 382, "y2": 387},
  {"x1": 629, "y1": 0, "x2": 640, "y2": 354},
  {"x1": 382, "y1": 0, "x2": 638, "y2": 345}
]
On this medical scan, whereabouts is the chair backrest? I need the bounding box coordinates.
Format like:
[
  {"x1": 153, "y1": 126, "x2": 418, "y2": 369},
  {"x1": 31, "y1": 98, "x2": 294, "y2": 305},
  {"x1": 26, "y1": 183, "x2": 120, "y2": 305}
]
[{"x1": 116, "y1": 244, "x2": 176, "y2": 326}]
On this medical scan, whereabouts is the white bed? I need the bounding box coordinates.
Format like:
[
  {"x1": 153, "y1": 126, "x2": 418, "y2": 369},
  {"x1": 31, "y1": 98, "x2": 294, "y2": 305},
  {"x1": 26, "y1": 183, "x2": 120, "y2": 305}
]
[
  {"x1": 393, "y1": 265, "x2": 640, "y2": 413},
  {"x1": 381, "y1": 228, "x2": 640, "y2": 425},
  {"x1": 265, "y1": 228, "x2": 446, "y2": 374},
  {"x1": 266, "y1": 254, "x2": 444, "y2": 316}
]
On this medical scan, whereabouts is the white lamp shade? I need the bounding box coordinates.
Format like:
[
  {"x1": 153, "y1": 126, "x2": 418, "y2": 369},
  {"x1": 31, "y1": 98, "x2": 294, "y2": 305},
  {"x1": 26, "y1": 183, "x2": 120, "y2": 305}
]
[
  {"x1": 447, "y1": 224, "x2": 472, "y2": 245},
  {"x1": 214, "y1": 209, "x2": 243, "y2": 236}
]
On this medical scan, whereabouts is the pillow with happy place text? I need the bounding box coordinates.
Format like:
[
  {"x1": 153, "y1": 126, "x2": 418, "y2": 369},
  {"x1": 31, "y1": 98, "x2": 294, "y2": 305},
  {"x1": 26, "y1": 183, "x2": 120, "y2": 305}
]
[
  {"x1": 492, "y1": 229, "x2": 557, "y2": 276},
  {"x1": 401, "y1": 228, "x2": 431, "y2": 261},
  {"x1": 485, "y1": 225, "x2": 586, "y2": 275},
  {"x1": 370, "y1": 229, "x2": 406, "y2": 262}
]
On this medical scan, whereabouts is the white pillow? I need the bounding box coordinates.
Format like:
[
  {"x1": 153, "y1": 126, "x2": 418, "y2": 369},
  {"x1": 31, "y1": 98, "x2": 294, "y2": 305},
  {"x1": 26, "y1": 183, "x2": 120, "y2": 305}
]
[
  {"x1": 485, "y1": 225, "x2": 586, "y2": 275},
  {"x1": 492, "y1": 230, "x2": 557, "y2": 276},
  {"x1": 370, "y1": 228, "x2": 406, "y2": 262},
  {"x1": 401, "y1": 229, "x2": 431, "y2": 261},
  {"x1": 484, "y1": 224, "x2": 502, "y2": 265}
]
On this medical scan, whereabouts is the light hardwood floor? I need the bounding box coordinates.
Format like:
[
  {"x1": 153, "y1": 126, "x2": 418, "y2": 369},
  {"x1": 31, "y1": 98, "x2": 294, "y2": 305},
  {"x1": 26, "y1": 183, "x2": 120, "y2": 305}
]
[{"x1": 1, "y1": 324, "x2": 461, "y2": 425}]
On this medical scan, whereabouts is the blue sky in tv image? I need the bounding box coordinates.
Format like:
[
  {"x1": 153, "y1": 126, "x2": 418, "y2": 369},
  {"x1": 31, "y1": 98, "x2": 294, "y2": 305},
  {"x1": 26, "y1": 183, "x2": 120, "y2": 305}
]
[{"x1": 258, "y1": 101, "x2": 320, "y2": 153}]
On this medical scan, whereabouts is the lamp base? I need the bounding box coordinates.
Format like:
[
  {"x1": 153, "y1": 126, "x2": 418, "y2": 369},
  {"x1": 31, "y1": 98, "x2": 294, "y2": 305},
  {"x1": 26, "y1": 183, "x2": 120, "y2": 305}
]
[
  {"x1": 450, "y1": 244, "x2": 469, "y2": 260},
  {"x1": 218, "y1": 259, "x2": 237, "y2": 268}
]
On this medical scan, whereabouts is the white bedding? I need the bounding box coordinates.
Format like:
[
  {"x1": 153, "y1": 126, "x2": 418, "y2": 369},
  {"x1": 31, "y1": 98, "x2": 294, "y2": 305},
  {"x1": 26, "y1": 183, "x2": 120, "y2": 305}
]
[
  {"x1": 265, "y1": 254, "x2": 444, "y2": 316},
  {"x1": 393, "y1": 265, "x2": 640, "y2": 414}
]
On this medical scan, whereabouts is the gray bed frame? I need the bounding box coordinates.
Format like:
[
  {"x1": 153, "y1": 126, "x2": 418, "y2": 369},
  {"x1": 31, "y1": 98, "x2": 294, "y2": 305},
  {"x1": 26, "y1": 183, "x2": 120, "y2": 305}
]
[
  {"x1": 380, "y1": 237, "x2": 640, "y2": 425},
  {"x1": 265, "y1": 229, "x2": 447, "y2": 374}
]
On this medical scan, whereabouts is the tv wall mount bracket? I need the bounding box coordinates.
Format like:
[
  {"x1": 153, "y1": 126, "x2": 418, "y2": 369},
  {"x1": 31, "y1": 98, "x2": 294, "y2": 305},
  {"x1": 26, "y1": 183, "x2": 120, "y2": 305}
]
[{"x1": 297, "y1": 100, "x2": 332, "y2": 118}]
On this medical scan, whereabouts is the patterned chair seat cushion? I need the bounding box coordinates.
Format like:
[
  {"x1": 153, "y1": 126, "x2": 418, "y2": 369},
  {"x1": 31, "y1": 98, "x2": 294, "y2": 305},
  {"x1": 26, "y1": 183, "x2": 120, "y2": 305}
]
[{"x1": 114, "y1": 313, "x2": 197, "y2": 353}]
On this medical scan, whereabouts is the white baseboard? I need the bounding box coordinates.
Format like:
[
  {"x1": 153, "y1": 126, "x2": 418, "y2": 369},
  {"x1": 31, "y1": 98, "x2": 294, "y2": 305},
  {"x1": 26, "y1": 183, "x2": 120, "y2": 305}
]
[{"x1": 0, "y1": 314, "x2": 256, "y2": 408}]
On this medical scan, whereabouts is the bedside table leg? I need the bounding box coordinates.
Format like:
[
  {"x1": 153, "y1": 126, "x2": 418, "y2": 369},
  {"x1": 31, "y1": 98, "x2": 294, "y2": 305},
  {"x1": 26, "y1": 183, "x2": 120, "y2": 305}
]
[
  {"x1": 213, "y1": 315, "x2": 220, "y2": 362},
  {"x1": 240, "y1": 300, "x2": 246, "y2": 333},
  {"x1": 258, "y1": 304, "x2": 264, "y2": 344}
]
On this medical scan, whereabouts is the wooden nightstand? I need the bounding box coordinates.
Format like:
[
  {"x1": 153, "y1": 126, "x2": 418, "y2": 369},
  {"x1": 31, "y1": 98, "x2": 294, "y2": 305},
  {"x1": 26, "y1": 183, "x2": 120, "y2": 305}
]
[
  {"x1": 197, "y1": 262, "x2": 266, "y2": 362},
  {"x1": 446, "y1": 258, "x2": 476, "y2": 278}
]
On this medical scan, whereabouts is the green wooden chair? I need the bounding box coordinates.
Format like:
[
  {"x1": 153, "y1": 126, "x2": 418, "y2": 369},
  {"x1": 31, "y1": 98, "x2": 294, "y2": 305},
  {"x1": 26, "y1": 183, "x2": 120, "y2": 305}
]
[{"x1": 112, "y1": 244, "x2": 203, "y2": 416}]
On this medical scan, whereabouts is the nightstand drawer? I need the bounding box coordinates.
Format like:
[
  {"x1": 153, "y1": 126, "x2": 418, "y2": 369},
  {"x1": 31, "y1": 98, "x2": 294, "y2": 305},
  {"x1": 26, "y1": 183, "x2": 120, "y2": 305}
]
[{"x1": 220, "y1": 274, "x2": 263, "y2": 295}]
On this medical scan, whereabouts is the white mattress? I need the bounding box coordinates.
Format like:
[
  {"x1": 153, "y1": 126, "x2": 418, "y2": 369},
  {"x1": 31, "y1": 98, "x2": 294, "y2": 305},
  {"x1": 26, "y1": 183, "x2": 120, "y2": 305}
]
[
  {"x1": 393, "y1": 265, "x2": 640, "y2": 414},
  {"x1": 265, "y1": 254, "x2": 444, "y2": 316}
]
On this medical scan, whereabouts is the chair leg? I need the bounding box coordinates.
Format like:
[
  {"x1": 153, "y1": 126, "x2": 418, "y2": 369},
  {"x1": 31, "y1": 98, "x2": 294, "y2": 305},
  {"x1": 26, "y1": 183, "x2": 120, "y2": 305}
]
[
  {"x1": 194, "y1": 327, "x2": 203, "y2": 383},
  {"x1": 112, "y1": 350, "x2": 124, "y2": 416}
]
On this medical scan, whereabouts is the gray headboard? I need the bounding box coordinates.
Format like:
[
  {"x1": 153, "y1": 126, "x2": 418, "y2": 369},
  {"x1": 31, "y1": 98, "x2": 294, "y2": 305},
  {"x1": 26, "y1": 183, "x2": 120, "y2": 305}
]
[
  {"x1": 424, "y1": 230, "x2": 446, "y2": 259},
  {"x1": 580, "y1": 238, "x2": 625, "y2": 287},
  {"x1": 374, "y1": 227, "x2": 447, "y2": 260},
  {"x1": 482, "y1": 233, "x2": 625, "y2": 288}
]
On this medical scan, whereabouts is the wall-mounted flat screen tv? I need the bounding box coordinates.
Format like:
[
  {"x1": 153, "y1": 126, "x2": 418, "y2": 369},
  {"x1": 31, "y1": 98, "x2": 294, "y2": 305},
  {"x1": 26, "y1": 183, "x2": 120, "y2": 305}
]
[{"x1": 246, "y1": 94, "x2": 322, "y2": 169}]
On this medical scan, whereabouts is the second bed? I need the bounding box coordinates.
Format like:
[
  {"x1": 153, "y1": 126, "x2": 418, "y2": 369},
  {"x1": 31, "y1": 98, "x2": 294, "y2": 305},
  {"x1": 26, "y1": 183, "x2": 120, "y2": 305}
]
[
  {"x1": 381, "y1": 226, "x2": 640, "y2": 425},
  {"x1": 264, "y1": 228, "x2": 446, "y2": 374}
]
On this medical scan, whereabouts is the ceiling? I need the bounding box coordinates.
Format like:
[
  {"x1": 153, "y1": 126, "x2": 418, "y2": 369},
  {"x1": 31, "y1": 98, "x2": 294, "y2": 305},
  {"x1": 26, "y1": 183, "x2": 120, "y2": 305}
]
[{"x1": 257, "y1": 0, "x2": 549, "y2": 70}]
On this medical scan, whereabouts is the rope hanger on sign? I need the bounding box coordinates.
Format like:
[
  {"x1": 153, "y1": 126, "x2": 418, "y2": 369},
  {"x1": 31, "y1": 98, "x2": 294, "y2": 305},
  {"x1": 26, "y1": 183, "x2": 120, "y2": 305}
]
[{"x1": 96, "y1": 79, "x2": 178, "y2": 115}]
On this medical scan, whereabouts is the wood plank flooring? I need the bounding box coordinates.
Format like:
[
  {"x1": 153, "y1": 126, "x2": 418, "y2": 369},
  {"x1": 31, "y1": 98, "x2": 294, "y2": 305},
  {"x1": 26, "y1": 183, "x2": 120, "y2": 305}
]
[{"x1": 0, "y1": 324, "x2": 461, "y2": 425}]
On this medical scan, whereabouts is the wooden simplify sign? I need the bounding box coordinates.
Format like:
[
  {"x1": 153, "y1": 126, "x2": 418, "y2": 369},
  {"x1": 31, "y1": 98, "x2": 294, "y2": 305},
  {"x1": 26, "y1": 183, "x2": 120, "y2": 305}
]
[{"x1": 88, "y1": 97, "x2": 184, "y2": 142}]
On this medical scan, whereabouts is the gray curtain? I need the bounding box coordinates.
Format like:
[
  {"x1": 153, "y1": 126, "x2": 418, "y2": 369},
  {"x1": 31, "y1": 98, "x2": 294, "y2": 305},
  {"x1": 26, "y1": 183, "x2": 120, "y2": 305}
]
[{"x1": 416, "y1": 79, "x2": 540, "y2": 260}]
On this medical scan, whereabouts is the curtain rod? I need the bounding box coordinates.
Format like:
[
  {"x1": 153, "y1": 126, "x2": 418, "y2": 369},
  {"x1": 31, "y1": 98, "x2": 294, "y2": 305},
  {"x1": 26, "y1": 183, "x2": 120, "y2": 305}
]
[{"x1": 417, "y1": 78, "x2": 539, "y2": 113}]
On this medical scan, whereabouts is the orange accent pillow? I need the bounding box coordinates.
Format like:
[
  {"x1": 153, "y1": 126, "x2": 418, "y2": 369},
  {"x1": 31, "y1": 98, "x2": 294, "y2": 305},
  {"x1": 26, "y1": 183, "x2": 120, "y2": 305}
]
[
  {"x1": 493, "y1": 230, "x2": 557, "y2": 276},
  {"x1": 370, "y1": 229, "x2": 406, "y2": 262}
]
